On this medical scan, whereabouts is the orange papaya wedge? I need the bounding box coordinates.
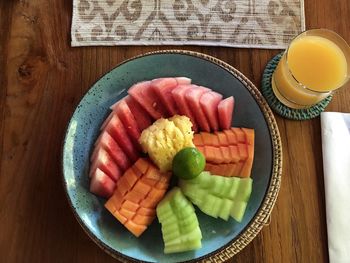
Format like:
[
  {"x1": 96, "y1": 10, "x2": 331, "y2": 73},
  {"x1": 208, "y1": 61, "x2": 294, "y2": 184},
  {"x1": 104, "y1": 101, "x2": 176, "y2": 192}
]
[{"x1": 105, "y1": 158, "x2": 171, "y2": 237}]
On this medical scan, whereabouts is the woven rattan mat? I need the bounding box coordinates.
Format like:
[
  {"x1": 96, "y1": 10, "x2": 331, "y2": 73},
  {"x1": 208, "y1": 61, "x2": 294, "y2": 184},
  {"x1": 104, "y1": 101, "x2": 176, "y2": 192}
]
[{"x1": 71, "y1": 0, "x2": 305, "y2": 48}]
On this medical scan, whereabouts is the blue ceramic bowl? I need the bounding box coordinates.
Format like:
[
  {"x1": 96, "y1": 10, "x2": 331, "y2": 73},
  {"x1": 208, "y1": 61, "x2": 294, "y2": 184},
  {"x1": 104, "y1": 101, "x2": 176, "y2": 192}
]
[{"x1": 62, "y1": 50, "x2": 282, "y2": 262}]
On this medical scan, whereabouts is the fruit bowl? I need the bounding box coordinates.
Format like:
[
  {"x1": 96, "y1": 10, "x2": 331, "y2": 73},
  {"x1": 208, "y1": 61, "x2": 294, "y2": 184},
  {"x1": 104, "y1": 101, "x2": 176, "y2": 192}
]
[{"x1": 62, "y1": 50, "x2": 282, "y2": 262}]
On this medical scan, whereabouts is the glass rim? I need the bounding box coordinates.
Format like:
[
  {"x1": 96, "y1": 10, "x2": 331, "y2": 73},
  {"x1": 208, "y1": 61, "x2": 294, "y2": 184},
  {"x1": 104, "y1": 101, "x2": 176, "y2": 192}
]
[{"x1": 285, "y1": 28, "x2": 350, "y2": 94}]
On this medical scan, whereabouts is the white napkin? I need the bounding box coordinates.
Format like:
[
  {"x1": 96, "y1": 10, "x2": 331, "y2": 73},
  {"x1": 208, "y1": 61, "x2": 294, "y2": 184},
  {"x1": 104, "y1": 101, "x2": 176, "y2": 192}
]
[{"x1": 321, "y1": 112, "x2": 350, "y2": 263}]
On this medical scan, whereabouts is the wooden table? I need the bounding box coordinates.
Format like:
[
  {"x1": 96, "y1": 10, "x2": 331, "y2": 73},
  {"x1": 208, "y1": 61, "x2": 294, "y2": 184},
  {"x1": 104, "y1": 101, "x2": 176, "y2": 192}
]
[{"x1": 1, "y1": 0, "x2": 349, "y2": 262}]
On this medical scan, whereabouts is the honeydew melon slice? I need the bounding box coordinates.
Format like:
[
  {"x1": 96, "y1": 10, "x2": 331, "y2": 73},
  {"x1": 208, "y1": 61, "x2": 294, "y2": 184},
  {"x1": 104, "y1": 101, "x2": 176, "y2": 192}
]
[
  {"x1": 161, "y1": 214, "x2": 178, "y2": 226},
  {"x1": 171, "y1": 191, "x2": 189, "y2": 211},
  {"x1": 230, "y1": 201, "x2": 248, "y2": 222},
  {"x1": 179, "y1": 217, "x2": 199, "y2": 234},
  {"x1": 176, "y1": 204, "x2": 195, "y2": 219},
  {"x1": 236, "y1": 178, "x2": 253, "y2": 201},
  {"x1": 165, "y1": 239, "x2": 202, "y2": 254},
  {"x1": 218, "y1": 198, "x2": 233, "y2": 221},
  {"x1": 162, "y1": 222, "x2": 179, "y2": 235},
  {"x1": 163, "y1": 228, "x2": 181, "y2": 242},
  {"x1": 178, "y1": 213, "x2": 198, "y2": 228},
  {"x1": 156, "y1": 187, "x2": 202, "y2": 253},
  {"x1": 211, "y1": 175, "x2": 226, "y2": 196},
  {"x1": 156, "y1": 202, "x2": 172, "y2": 221},
  {"x1": 221, "y1": 177, "x2": 237, "y2": 198},
  {"x1": 180, "y1": 184, "x2": 206, "y2": 205},
  {"x1": 165, "y1": 228, "x2": 202, "y2": 247},
  {"x1": 200, "y1": 194, "x2": 222, "y2": 218},
  {"x1": 179, "y1": 172, "x2": 253, "y2": 222},
  {"x1": 227, "y1": 177, "x2": 240, "y2": 199},
  {"x1": 195, "y1": 171, "x2": 211, "y2": 187}
]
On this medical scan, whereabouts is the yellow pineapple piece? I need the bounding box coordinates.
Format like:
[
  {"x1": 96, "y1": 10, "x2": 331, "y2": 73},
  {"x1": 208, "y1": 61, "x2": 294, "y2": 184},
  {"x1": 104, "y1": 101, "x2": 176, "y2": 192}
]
[
  {"x1": 139, "y1": 115, "x2": 194, "y2": 172},
  {"x1": 169, "y1": 115, "x2": 195, "y2": 148}
]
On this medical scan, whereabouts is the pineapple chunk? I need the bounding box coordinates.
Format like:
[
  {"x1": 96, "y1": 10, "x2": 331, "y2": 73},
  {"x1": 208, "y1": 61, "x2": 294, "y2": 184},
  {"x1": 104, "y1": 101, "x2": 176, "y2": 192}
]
[
  {"x1": 139, "y1": 115, "x2": 194, "y2": 172},
  {"x1": 169, "y1": 116, "x2": 194, "y2": 147}
]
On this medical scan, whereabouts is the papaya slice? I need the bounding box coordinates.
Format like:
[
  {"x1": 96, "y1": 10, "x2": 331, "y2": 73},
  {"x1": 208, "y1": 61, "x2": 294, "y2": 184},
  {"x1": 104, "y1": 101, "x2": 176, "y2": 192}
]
[
  {"x1": 201, "y1": 132, "x2": 219, "y2": 146},
  {"x1": 193, "y1": 129, "x2": 254, "y2": 178},
  {"x1": 231, "y1": 128, "x2": 246, "y2": 143},
  {"x1": 105, "y1": 158, "x2": 171, "y2": 237}
]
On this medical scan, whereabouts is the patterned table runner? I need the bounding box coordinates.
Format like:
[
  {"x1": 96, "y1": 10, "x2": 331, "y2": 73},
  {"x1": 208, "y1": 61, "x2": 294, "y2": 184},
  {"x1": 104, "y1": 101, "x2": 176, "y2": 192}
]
[{"x1": 72, "y1": 0, "x2": 305, "y2": 49}]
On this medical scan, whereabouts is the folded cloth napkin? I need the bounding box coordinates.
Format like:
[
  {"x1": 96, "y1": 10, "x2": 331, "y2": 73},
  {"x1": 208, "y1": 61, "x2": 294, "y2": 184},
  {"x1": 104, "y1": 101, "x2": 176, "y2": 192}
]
[{"x1": 321, "y1": 112, "x2": 350, "y2": 263}]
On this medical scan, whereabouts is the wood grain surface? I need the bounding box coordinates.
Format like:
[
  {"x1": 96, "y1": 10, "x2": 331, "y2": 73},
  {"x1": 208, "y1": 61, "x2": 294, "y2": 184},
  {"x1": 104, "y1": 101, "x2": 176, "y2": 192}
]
[{"x1": 1, "y1": 0, "x2": 349, "y2": 262}]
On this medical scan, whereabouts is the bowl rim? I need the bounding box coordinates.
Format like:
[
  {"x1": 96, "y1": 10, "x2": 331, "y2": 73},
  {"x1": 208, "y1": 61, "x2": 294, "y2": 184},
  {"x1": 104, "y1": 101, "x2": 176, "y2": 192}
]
[{"x1": 61, "y1": 49, "x2": 283, "y2": 263}]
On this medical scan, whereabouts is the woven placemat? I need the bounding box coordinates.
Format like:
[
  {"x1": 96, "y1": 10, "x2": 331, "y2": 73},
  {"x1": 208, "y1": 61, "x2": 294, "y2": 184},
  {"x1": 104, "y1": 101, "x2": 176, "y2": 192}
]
[
  {"x1": 71, "y1": 0, "x2": 305, "y2": 49},
  {"x1": 261, "y1": 53, "x2": 333, "y2": 120}
]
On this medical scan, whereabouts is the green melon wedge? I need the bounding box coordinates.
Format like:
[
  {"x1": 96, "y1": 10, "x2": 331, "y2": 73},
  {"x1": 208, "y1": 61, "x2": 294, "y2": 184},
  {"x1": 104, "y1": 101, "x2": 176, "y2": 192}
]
[
  {"x1": 179, "y1": 172, "x2": 253, "y2": 222},
  {"x1": 165, "y1": 238, "x2": 202, "y2": 254},
  {"x1": 211, "y1": 175, "x2": 226, "y2": 197},
  {"x1": 156, "y1": 187, "x2": 202, "y2": 253},
  {"x1": 196, "y1": 171, "x2": 212, "y2": 187},
  {"x1": 200, "y1": 194, "x2": 222, "y2": 218},
  {"x1": 230, "y1": 201, "x2": 248, "y2": 222},
  {"x1": 163, "y1": 228, "x2": 181, "y2": 243},
  {"x1": 227, "y1": 177, "x2": 240, "y2": 199},
  {"x1": 236, "y1": 178, "x2": 253, "y2": 202},
  {"x1": 218, "y1": 199, "x2": 233, "y2": 220}
]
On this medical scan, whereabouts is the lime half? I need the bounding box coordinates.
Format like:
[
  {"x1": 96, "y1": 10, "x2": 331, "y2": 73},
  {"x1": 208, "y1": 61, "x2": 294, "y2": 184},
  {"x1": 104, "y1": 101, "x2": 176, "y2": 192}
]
[{"x1": 172, "y1": 147, "x2": 206, "y2": 180}]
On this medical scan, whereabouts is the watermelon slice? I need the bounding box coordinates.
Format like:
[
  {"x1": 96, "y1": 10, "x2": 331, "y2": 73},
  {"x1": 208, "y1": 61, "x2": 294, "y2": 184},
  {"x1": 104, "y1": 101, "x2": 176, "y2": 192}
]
[
  {"x1": 89, "y1": 147, "x2": 122, "y2": 182},
  {"x1": 175, "y1": 77, "x2": 191, "y2": 85},
  {"x1": 100, "y1": 112, "x2": 114, "y2": 131},
  {"x1": 92, "y1": 131, "x2": 131, "y2": 171},
  {"x1": 124, "y1": 96, "x2": 152, "y2": 132},
  {"x1": 128, "y1": 81, "x2": 168, "y2": 119},
  {"x1": 185, "y1": 87, "x2": 211, "y2": 132},
  {"x1": 171, "y1": 84, "x2": 198, "y2": 132},
  {"x1": 218, "y1": 96, "x2": 234, "y2": 130},
  {"x1": 90, "y1": 168, "x2": 116, "y2": 198},
  {"x1": 103, "y1": 113, "x2": 139, "y2": 162},
  {"x1": 151, "y1": 78, "x2": 178, "y2": 116},
  {"x1": 200, "y1": 91, "x2": 223, "y2": 131},
  {"x1": 114, "y1": 99, "x2": 141, "y2": 144}
]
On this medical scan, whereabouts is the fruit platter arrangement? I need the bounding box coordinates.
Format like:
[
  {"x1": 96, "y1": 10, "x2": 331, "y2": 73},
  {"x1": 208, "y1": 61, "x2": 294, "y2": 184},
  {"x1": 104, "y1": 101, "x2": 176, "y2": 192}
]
[
  {"x1": 89, "y1": 77, "x2": 255, "y2": 254},
  {"x1": 62, "y1": 51, "x2": 282, "y2": 263}
]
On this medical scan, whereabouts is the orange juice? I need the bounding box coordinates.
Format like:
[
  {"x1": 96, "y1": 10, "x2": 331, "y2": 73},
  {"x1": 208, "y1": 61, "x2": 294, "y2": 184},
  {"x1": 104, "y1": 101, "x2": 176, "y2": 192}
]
[{"x1": 272, "y1": 31, "x2": 349, "y2": 109}]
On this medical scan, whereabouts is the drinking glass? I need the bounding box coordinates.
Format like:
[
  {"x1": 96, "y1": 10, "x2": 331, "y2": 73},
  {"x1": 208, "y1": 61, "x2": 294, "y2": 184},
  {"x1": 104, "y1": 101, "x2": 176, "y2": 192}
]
[{"x1": 271, "y1": 29, "x2": 350, "y2": 109}]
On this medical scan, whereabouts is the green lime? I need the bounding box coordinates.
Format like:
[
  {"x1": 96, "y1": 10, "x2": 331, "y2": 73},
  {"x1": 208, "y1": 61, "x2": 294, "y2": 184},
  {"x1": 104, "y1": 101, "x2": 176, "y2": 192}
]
[{"x1": 172, "y1": 147, "x2": 206, "y2": 180}]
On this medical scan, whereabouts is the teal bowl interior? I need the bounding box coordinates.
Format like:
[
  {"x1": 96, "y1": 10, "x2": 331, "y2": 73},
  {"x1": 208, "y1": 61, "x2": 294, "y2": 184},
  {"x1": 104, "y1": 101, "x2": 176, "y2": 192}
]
[{"x1": 62, "y1": 52, "x2": 273, "y2": 262}]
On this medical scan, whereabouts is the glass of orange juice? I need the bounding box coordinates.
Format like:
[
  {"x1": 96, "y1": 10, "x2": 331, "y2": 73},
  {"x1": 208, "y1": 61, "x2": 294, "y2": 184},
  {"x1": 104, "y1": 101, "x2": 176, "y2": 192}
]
[{"x1": 272, "y1": 29, "x2": 350, "y2": 109}]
